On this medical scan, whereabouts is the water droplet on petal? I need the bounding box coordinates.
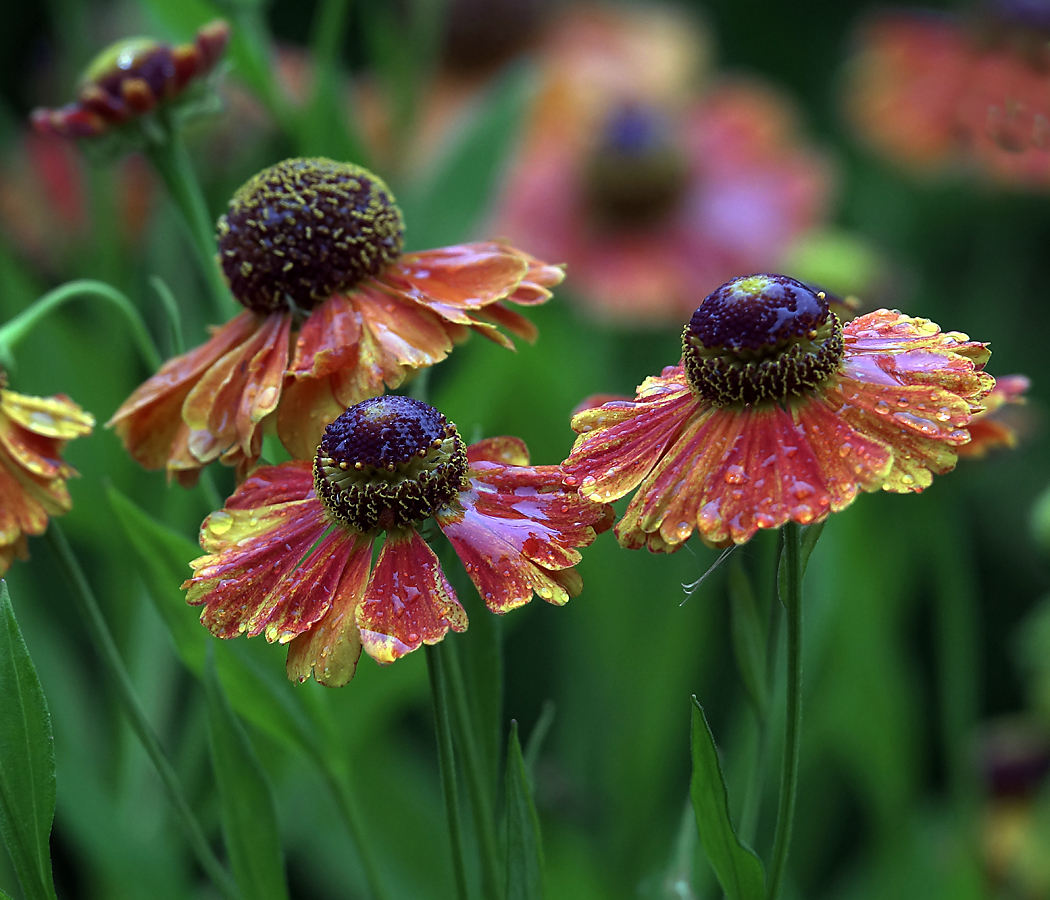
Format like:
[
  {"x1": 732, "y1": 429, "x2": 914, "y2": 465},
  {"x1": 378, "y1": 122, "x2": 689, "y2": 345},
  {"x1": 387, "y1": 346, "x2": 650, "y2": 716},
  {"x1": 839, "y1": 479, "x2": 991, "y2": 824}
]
[
  {"x1": 209, "y1": 510, "x2": 233, "y2": 534},
  {"x1": 724, "y1": 465, "x2": 748, "y2": 485}
]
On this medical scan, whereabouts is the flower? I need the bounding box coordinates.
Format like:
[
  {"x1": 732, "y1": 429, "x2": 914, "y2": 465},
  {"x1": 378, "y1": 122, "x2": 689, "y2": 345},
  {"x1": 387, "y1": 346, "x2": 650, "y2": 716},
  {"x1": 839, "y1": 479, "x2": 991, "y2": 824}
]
[
  {"x1": 183, "y1": 395, "x2": 612, "y2": 686},
  {"x1": 844, "y1": 8, "x2": 1050, "y2": 186},
  {"x1": 108, "y1": 157, "x2": 563, "y2": 485},
  {"x1": 563, "y1": 274, "x2": 994, "y2": 549},
  {"x1": 0, "y1": 372, "x2": 94, "y2": 574},
  {"x1": 30, "y1": 20, "x2": 231, "y2": 141},
  {"x1": 958, "y1": 373, "x2": 1031, "y2": 458},
  {"x1": 490, "y1": 6, "x2": 832, "y2": 324}
]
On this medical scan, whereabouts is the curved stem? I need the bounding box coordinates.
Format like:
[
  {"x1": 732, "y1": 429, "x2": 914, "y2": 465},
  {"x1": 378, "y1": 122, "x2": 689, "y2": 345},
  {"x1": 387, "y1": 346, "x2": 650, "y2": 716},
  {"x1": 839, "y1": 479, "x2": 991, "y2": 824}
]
[
  {"x1": 144, "y1": 117, "x2": 234, "y2": 316},
  {"x1": 45, "y1": 523, "x2": 240, "y2": 900},
  {"x1": 764, "y1": 522, "x2": 803, "y2": 900},
  {"x1": 426, "y1": 644, "x2": 471, "y2": 900},
  {"x1": 0, "y1": 279, "x2": 161, "y2": 372}
]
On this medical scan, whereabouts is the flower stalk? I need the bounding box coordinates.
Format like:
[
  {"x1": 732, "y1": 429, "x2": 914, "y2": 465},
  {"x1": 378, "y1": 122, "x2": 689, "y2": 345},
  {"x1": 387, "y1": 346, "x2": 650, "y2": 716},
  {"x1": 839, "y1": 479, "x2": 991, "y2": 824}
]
[{"x1": 765, "y1": 521, "x2": 804, "y2": 900}]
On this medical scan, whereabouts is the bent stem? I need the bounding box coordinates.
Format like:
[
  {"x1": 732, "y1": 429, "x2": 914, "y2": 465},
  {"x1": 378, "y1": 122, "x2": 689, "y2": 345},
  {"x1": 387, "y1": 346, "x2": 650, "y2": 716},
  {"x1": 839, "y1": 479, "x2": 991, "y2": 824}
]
[
  {"x1": 764, "y1": 522, "x2": 804, "y2": 900},
  {"x1": 45, "y1": 523, "x2": 240, "y2": 900},
  {"x1": 426, "y1": 643, "x2": 471, "y2": 900},
  {"x1": 144, "y1": 113, "x2": 234, "y2": 316},
  {"x1": 0, "y1": 279, "x2": 161, "y2": 372}
]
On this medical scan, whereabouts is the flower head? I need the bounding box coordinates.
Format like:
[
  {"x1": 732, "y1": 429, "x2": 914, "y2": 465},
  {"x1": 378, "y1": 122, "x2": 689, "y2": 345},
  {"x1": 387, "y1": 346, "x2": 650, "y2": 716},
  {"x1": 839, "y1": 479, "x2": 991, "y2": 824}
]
[
  {"x1": 108, "y1": 157, "x2": 564, "y2": 484},
  {"x1": 844, "y1": 9, "x2": 1050, "y2": 186},
  {"x1": 183, "y1": 395, "x2": 612, "y2": 686},
  {"x1": 490, "y1": 7, "x2": 832, "y2": 324},
  {"x1": 31, "y1": 20, "x2": 231, "y2": 141},
  {"x1": 0, "y1": 372, "x2": 94, "y2": 574},
  {"x1": 564, "y1": 274, "x2": 994, "y2": 549}
]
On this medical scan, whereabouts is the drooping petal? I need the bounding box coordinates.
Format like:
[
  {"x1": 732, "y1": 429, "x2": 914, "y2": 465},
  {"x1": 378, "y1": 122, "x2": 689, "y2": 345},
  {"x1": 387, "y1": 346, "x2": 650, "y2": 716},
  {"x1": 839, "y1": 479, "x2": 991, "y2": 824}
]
[
  {"x1": 958, "y1": 374, "x2": 1030, "y2": 459},
  {"x1": 383, "y1": 243, "x2": 531, "y2": 310},
  {"x1": 0, "y1": 454, "x2": 57, "y2": 540},
  {"x1": 108, "y1": 311, "x2": 261, "y2": 472},
  {"x1": 356, "y1": 528, "x2": 467, "y2": 664},
  {"x1": 1, "y1": 390, "x2": 94, "y2": 442},
  {"x1": 285, "y1": 534, "x2": 372, "y2": 686},
  {"x1": 565, "y1": 369, "x2": 698, "y2": 504},
  {"x1": 287, "y1": 292, "x2": 363, "y2": 381},
  {"x1": 437, "y1": 461, "x2": 612, "y2": 613},
  {"x1": 183, "y1": 311, "x2": 291, "y2": 462},
  {"x1": 185, "y1": 489, "x2": 335, "y2": 641}
]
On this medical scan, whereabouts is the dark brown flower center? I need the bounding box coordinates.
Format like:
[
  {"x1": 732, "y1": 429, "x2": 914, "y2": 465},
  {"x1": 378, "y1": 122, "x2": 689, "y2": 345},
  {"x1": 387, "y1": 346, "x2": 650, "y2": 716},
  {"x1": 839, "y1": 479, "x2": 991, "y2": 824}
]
[
  {"x1": 314, "y1": 396, "x2": 468, "y2": 534},
  {"x1": 217, "y1": 158, "x2": 404, "y2": 314},
  {"x1": 682, "y1": 274, "x2": 844, "y2": 406},
  {"x1": 583, "y1": 105, "x2": 689, "y2": 228}
]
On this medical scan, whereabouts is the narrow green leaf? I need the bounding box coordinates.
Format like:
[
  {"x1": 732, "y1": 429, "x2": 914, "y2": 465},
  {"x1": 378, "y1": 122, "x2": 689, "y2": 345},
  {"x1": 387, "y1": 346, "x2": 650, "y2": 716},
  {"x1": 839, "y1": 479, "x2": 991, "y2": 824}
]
[
  {"x1": 689, "y1": 699, "x2": 764, "y2": 900},
  {"x1": 522, "y1": 701, "x2": 555, "y2": 784},
  {"x1": 0, "y1": 887, "x2": 14, "y2": 899},
  {"x1": 107, "y1": 486, "x2": 326, "y2": 758},
  {"x1": 727, "y1": 557, "x2": 768, "y2": 717},
  {"x1": 0, "y1": 582, "x2": 58, "y2": 900},
  {"x1": 205, "y1": 650, "x2": 290, "y2": 900},
  {"x1": 504, "y1": 721, "x2": 545, "y2": 900},
  {"x1": 458, "y1": 589, "x2": 503, "y2": 794},
  {"x1": 400, "y1": 64, "x2": 533, "y2": 250}
]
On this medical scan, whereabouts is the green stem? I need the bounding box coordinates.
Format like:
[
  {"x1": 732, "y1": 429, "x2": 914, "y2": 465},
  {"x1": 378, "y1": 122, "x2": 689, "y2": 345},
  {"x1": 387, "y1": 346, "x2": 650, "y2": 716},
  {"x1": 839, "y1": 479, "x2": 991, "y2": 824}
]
[
  {"x1": 739, "y1": 532, "x2": 784, "y2": 845},
  {"x1": 444, "y1": 642, "x2": 504, "y2": 900},
  {"x1": 317, "y1": 759, "x2": 394, "y2": 900},
  {"x1": 45, "y1": 523, "x2": 240, "y2": 900},
  {"x1": 0, "y1": 279, "x2": 161, "y2": 372},
  {"x1": 764, "y1": 522, "x2": 803, "y2": 900},
  {"x1": 426, "y1": 644, "x2": 471, "y2": 900},
  {"x1": 143, "y1": 116, "x2": 233, "y2": 316}
]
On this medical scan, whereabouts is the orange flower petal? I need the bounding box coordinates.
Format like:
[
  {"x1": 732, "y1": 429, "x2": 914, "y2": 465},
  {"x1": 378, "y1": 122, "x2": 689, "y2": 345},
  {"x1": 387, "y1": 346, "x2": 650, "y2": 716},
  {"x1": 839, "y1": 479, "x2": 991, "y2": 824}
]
[
  {"x1": 958, "y1": 374, "x2": 1030, "y2": 459},
  {"x1": 183, "y1": 312, "x2": 291, "y2": 461},
  {"x1": 467, "y1": 436, "x2": 530, "y2": 466},
  {"x1": 0, "y1": 455, "x2": 54, "y2": 541},
  {"x1": 287, "y1": 293, "x2": 362, "y2": 380},
  {"x1": 355, "y1": 283, "x2": 455, "y2": 370},
  {"x1": 356, "y1": 528, "x2": 467, "y2": 664},
  {"x1": 108, "y1": 311, "x2": 260, "y2": 471},
  {"x1": 437, "y1": 460, "x2": 611, "y2": 613},
  {"x1": 384, "y1": 242, "x2": 531, "y2": 310},
  {"x1": 286, "y1": 534, "x2": 372, "y2": 686},
  {"x1": 1, "y1": 390, "x2": 94, "y2": 441},
  {"x1": 0, "y1": 535, "x2": 28, "y2": 576}
]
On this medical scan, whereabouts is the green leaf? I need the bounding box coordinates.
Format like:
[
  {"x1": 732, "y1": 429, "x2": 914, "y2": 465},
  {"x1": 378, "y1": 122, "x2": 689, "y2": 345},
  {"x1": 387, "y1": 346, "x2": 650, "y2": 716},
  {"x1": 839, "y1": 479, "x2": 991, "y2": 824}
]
[
  {"x1": 727, "y1": 557, "x2": 768, "y2": 717},
  {"x1": 107, "y1": 486, "x2": 327, "y2": 759},
  {"x1": 522, "y1": 701, "x2": 555, "y2": 784},
  {"x1": 689, "y1": 699, "x2": 764, "y2": 900},
  {"x1": 457, "y1": 588, "x2": 503, "y2": 794},
  {"x1": 0, "y1": 888, "x2": 14, "y2": 900},
  {"x1": 0, "y1": 582, "x2": 58, "y2": 900},
  {"x1": 205, "y1": 650, "x2": 290, "y2": 900},
  {"x1": 504, "y1": 721, "x2": 545, "y2": 900},
  {"x1": 400, "y1": 63, "x2": 533, "y2": 250}
]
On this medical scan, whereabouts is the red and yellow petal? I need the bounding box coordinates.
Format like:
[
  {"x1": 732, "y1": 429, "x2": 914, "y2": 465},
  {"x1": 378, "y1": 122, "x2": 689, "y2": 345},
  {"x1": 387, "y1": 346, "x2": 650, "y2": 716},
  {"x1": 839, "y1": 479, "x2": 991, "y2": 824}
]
[
  {"x1": 566, "y1": 372, "x2": 697, "y2": 504},
  {"x1": 0, "y1": 453, "x2": 58, "y2": 540},
  {"x1": 108, "y1": 311, "x2": 261, "y2": 471},
  {"x1": 436, "y1": 461, "x2": 612, "y2": 613},
  {"x1": 0, "y1": 535, "x2": 29, "y2": 576},
  {"x1": 185, "y1": 490, "x2": 334, "y2": 641},
  {"x1": 1, "y1": 389, "x2": 94, "y2": 442},
  {"x1": 355, "y1": 528, "x2": 467, "y2": 664},
  {"x1": 467, "y1": 436, "x2": 530, "y2": 466},
  {"x1": 285, "y1": 534, "x2": 372, "y2": 686},
  {"x1": 287, "y1": 293, "x2": 363, "y2": 381}
]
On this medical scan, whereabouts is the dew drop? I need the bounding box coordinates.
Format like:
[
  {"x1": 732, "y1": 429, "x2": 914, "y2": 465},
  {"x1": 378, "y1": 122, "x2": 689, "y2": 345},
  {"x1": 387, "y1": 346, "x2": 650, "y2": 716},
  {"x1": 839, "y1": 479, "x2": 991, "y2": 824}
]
[
  {"x1": 209, "y1": 511, "x2": 233, "y2": 534},
  {"x1": 838, "y1": 443, "x2": 852, "y2": 458},
  {"x1": 896, "y1": 397, "x2": 909, "y2": 408},
  {"x1": 674, "y1": 521, "x2": 692, "y2": 540},
  {"x1": 580, "y1": 475, "x2": 597, "y2": 488},
  {"x1": 257, "y1": 385, "x2": 279, "y2": 409},
  {"x1": 30, "y1": 410, "x2": 56, "y2": 428},
  {"x1": 724, "y1": 465, "x2": 748, "y2": 485},
  {"x1": 875, "y1": 400, "x2": 890, "y2": 414}
]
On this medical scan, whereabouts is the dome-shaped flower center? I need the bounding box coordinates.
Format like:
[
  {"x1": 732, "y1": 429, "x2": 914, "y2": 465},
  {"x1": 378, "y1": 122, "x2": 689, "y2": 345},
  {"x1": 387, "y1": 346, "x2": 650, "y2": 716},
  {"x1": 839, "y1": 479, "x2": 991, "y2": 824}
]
[
  {"x1": 217, "y1": 158, "x2": 405, "y2": 314},
  {"x1": 584, "y1": 104, "x2": 689, "y2": 228},
  {"x1": 682, "y1": 274, "x2": 844, "y2": 406},
  {"x1": 314, "y1": 396, "x2": 468, "y2": 533}
]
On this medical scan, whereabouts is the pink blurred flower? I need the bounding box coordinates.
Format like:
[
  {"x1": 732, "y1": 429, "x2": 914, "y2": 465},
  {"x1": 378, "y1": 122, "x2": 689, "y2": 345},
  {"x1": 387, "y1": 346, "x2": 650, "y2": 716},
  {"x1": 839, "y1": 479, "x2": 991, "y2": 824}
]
[{"x1": 490, "y1": 5, "x2": 833, "y2": 325}]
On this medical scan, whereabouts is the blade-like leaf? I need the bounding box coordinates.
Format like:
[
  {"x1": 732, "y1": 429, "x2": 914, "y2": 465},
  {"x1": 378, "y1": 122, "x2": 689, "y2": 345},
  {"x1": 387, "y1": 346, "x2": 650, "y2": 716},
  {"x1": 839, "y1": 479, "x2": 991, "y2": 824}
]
[
  {"x1": 505, "y1": 721, "x2": 544, "y2": 900},
  {"x1": 0, "y1": 582, "x2": 58, "y2": 900},
  {"x1": 107, "y1": 486, "x2": 326, "y2": 757},
  {"x1": 727, "y1": 558, "x2": 768, "y2": 717},
  {"x1": 689, "y1": 699, "x2": 764, "y2": 900},
  {"x1": 400, "y1": 63, "x2": 533, "y2": 250},
  {"x1": 205, "y1": 650, "x2": 290, "y2": 900}
]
